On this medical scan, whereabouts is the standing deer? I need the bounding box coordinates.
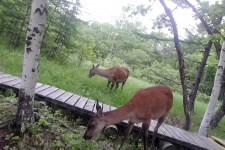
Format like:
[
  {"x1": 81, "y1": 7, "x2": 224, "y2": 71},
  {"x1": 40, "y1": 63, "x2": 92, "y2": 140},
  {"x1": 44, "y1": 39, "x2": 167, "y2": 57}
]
[
  {"x1": 83, "y1": 85, "x2": 173, "y2": 150},
  {"x1": 88, "y1": 64, "x2": 130, "y2": 90}
]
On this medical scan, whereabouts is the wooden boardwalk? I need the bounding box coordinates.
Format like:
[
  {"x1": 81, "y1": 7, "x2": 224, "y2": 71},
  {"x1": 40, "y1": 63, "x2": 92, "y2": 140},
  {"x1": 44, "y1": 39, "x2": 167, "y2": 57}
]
[{"x1": 0, "y1": 71, "x2": 224, "y2": 150}]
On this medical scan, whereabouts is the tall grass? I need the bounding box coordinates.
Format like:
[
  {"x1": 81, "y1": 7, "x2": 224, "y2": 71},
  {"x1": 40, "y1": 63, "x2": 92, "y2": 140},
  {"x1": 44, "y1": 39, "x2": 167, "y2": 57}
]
[{"x1": 0, "y1": 42, "x2": 225, "y2": 139}]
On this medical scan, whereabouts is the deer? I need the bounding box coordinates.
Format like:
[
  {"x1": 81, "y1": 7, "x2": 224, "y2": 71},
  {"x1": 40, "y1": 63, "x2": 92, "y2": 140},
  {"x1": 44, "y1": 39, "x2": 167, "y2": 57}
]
[
  {"x1": 83, "y1": 85, "x2": 173, "y2": 150},
  {"x1": 88, "y1": 64, "x2": 130, "y2": 90}
]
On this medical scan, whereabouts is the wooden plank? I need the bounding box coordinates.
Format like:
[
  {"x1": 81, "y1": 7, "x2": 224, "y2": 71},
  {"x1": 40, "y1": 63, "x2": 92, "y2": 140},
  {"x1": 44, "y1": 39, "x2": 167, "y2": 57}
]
[
  {"x1": 37, "y1": 86, "x2": 58, "y2": 97},
  {"x1": 92, "y1": 100, "x2": 97, "y2": 112},
  {"x1": 182, "y1": 131, "x2": 207, "y2": 149},
  {"x1": 198, "y1": 134, "x2": 224, "y2": 150},
  {"x1": 191, "y1": 133, "x2": 214, "y2": 150},
  {"x1": 84, "y1": 99, "x2": 96, "y2": 112},
  {"x1": 150, "y1": 120, "x2": 163, "y2": 135},
  {"x1": 75, "y1": 97, "x2": 88, "y2": 109},
  {"x1": 162, "y1": 124, "x2": 187, "y2": 145},
  {"x1": 56, "y1": 92, "x2": 73, "y2": 103},
  {"x1": 11, "y1": 81, "x2": 42, "y2": 90},
  {"x1": 0, "y1": 74, "x2": 12, "y2": 79},
  {"x1": 35, "y1": 85, "x2": 51, "y2": 93},
  {"x1": 148, "y1": 120, "x2": 155, "y2": 132},
  {"x1": 13, "y1": 83, "x2": 21, "y2": 89},
  {"x1": 166, "y1": 124, "x2": 188, "y2": 143},
  {"x1": 171, "y1": 126, "x2": 204, "y2": 149},
  {"x1": 135, "y1": 123, "x2": 142, "y2": 129},
  {"x1": 65, "y1": 94, "x2": 80, "y2": 106},
  {"x1": 122, "y1": 120, "x2": 129, "y2": 124},
  {"x1": 0, "y1": 76, "x2": 18, "y2": 83},
  {"x1": 36, "y1": 82, "x2": 43, "y2": 89},
  {"x1": 47, "y1": 89, "x2": 66, "y2": 99},
  {"x1": 3, "y1": 78, "x2": 21, "y2": 86},
  {"x1": 103, "y1": 104, "x2": 110, "y2": 112},
  {"x1": 110, "y1": 106, "x2": 117, "y2": 111}
]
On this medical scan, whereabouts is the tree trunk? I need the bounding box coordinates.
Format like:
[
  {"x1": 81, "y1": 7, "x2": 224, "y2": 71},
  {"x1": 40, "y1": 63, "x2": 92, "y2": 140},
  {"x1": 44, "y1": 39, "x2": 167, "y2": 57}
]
[
  {"x1": 198, "y1": 38, "x2": 225, "y2": 136},
  {"x1": 210, "y1": 93, "x2": 225, "y2": 127},
  {"x1": 159, "y1": 0, "x2": 191, "y2": 130},
  {"x1": 188, "y1": 40, "x2": 212, "y2": 113},
  {"x1": 15, "y1": 0, "x2": 48, "y2": 133},
  {"x1": 210, "y1": 69, "x2": 225, "y2": 127}
]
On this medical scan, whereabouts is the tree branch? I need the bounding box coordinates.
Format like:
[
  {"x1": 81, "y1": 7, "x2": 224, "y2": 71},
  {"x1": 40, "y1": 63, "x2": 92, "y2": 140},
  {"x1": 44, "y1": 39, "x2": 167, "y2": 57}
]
[
  {"x1": 134, "y1": 32, "x2": 199, "y2": 44},
  {"x1": 185, "y1": 28, "x2": 206, "y2": 48},
  {"x1": 185, "y1": 0, "x2": 212, "y2": 34}
]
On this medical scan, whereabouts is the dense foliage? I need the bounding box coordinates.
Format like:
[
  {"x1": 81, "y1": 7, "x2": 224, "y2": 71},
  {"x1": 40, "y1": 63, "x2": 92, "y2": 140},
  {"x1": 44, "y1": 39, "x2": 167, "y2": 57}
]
[{"x1": 0, "y1": 0, "x2": 82, "y2": 62}]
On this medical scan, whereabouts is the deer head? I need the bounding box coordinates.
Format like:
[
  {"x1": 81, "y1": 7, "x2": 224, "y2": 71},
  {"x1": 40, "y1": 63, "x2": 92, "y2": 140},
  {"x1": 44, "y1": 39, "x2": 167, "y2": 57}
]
[
  {"x1": 88, "y1": 64, "x2": 100, "y2": 78},
  {"x1": 83, "y1": 100, "x2": 105, "y2": 139}
]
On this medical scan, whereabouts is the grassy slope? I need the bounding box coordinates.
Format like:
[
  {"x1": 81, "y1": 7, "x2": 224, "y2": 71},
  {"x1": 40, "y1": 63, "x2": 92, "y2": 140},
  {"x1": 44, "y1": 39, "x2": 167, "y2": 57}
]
[{"x1": 0, "y1": 43, "x2": 225, "y2": 139}]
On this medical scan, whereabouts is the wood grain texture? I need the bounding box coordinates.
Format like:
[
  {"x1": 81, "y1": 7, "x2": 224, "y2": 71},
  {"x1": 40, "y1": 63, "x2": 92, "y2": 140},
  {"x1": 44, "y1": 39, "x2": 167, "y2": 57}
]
[
  {"x1": 56, "y1": 92, "x2": 73, "y2": 103},
  {"x1": 0, "y1": 74, "x2": 12, "y2": 79},
  {"x1": 37, "y1": 86, "x2": 58, "y2": 96},
  {"x1": 84, "y1": 99, "x2": 95, "y2": 112},
  {"x1": 3, "y1": 78, "x2": 21, "y2": 86},
  {"x1": 35, "y1": 85, "x2": 51, "y2": 93},
  {"x1": 0, "y1": 76, "x2": 18, "y2": 83},
  {"x1": 66, "y1": 94, "x2": 80, "y2": 106},
  {"x1": 47, "y1": 89, "x2": 66, "y2": 99},
  {"x1": 75, "y1": 97, "x2": 88, "y2": 109}
]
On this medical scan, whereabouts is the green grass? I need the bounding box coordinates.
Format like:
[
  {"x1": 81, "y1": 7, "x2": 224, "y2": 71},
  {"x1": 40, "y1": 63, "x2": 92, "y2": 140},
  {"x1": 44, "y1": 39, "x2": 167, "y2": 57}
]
[{"x1": 0, "y1": 42, "x2": 225, "y2": 139}]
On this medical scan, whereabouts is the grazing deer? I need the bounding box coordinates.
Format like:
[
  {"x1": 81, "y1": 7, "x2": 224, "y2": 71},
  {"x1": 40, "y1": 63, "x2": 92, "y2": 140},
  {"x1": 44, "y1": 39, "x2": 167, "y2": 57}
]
[
  {"x1": 88, "y1": 64, "x2": 130, "y2": 90},
  {"x1": 83, "y1": 85, "x2": 173, "y2": 150}
]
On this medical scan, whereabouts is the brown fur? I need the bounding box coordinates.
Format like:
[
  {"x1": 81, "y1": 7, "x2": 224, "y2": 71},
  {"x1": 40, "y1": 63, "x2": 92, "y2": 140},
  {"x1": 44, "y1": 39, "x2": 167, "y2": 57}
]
[{"x1": 89, "y1": 64, "x2": 130, "y2": 90}]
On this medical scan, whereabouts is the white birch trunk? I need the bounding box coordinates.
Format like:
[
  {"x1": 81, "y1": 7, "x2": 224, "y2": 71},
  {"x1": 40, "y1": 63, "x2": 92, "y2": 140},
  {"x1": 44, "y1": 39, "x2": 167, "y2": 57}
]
[
  {"x1": 198, "y1": 38, "x2": 225, "y2": 136},
  {"x1": 15, "y1": 0, "x2": 48, "y2": 132}
]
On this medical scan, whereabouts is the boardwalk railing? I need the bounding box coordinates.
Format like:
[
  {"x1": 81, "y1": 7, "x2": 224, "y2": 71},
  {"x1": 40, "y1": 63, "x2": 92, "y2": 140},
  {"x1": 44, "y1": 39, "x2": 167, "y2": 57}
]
[{"x1": 0, "y1": 71, "x2": 224, "y2": 150}]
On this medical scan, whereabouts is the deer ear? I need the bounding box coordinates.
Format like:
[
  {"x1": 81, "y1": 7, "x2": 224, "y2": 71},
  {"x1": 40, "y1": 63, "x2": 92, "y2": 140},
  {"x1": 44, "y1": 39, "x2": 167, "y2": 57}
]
[
  {"x1": 96, "y1": 99, "x2": 101, "y2": 110},
  {"x1": 96, "y1": 64, "x2": 100, "y2": 68},
  {"x1": 96, "y1": 99, "x2": 103, "y2": 117},
  {"x1": 92, "y1": 64, "x2": 94, "y2": 68}
]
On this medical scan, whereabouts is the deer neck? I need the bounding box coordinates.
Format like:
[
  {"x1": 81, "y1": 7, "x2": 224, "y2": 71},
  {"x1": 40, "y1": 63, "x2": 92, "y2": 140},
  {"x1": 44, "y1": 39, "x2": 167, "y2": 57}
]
[
  {"x1": 102, "y1": 103, "x2": 134, "y2": 126},
  {"x1": 94, "y1": 68, "x2": 110, "y2": 78}
]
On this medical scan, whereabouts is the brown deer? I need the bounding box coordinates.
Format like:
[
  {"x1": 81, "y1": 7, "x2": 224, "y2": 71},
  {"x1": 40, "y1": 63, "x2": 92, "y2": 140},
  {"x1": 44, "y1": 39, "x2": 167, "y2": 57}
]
[
  {"x1": 88, "y1": 64, "x2": 130, "y2": 90},
  {"x1": 83, "y1": 85, "x2": 173, "y2": 150}
]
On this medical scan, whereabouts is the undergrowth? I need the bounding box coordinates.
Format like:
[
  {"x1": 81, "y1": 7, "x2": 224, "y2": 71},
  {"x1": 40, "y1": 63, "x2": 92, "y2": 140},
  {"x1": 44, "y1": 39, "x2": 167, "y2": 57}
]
[{"x1": 0, "y1": 92, "x2": 149, "y2": 150}]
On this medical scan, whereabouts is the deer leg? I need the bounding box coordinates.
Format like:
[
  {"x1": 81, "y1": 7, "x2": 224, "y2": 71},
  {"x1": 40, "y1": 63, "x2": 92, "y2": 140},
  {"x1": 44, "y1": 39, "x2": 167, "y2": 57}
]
[
  {"x1": 115, "y1": 82, "x2": 119, "y2": 90},
  {"x1": 119, "y1": 121, "x2": 134, "y2": 150},
  {"x1": 107, "y1": 81, "x2": 111, "y2": 88},
  {"x1": 142, "y1": 121, "x2": 150, "y2": 150},
  {"x1": 110, "y1": 81, "x2": 115, "y2": 90},
  {"x1": 150, "y1": 115, "x2": 166, "y2": 149},
  {"x1": 134, "y1": 125, "x2": 144, "y2": 148},
  {"x1": 121, "y1": 81, "x2": 126, "y2": 90}
]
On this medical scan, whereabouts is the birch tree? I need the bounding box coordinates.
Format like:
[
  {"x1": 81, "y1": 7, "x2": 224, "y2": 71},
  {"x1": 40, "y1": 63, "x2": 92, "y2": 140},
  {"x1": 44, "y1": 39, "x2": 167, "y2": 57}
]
[
  {"x1": 15, "y1": 0, "x2": 48, "y2": 132},
  {"x1": 198, "y1": 38, "x2": 225, "y2": 136}
]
